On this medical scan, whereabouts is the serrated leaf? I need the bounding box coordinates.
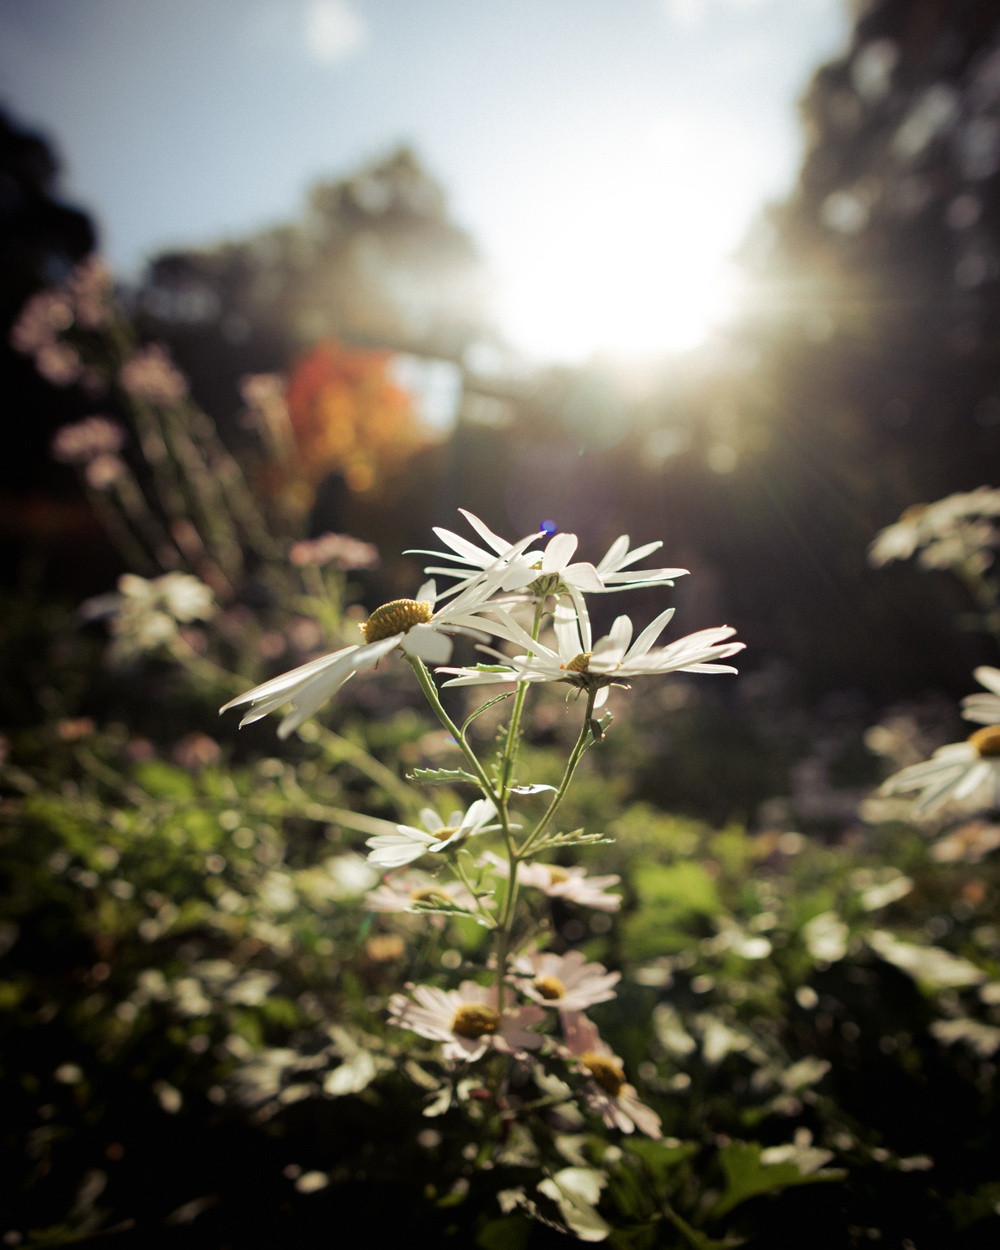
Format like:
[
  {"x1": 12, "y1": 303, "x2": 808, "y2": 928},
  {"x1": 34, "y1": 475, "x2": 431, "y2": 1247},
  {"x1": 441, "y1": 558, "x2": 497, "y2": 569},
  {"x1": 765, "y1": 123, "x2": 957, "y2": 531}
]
[
  {"x1": 461, "y1": 690, "x2": 517, "y2": 736},
  {"x1": 530, "y1": 829, "x2": 616, "y2": 853},
  {"x1": 410, "y1": 900, "x2": 495, "y2": 928},
  {"x1": 405, "y1": 766, "x2": 480, "y2": 786}
]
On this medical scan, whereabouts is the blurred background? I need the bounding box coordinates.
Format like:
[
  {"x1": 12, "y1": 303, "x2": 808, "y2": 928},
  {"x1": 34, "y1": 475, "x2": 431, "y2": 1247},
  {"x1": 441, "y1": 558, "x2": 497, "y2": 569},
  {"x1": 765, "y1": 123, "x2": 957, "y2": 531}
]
[
  {"x1": 7, "y1": 5, "x2": 1000, "y2": 1245},
  {"x1": 6, "y1": 0, "x2": 1000, "y2": 707}
]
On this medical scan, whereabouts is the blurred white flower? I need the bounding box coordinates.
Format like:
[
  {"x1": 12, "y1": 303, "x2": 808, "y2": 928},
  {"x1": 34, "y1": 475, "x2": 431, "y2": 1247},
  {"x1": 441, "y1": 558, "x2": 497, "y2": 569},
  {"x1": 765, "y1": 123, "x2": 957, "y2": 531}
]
[
  {"x1": 388, "y1": 980, "x2": 545, "y2": 1061},
  {"x1": 930, "y1": 819, "x2": 1000, "y2": 863},
  {"x1": 483, "y1": 852, "x2": 621, "y2": 911},
  {"x1": 879, "y1": 725, "x2": 1000, "y2": 817},
  {"x1": 962, "y1": 666, "x2": 1000, "y2": 724},
  {"x1": 869, "y1": 488, "x2": 1000, "y2": 571},
  {"x1": 511, "y1": 949, "x2": 620, "y2": 1012},
  {"x1": 365, "y1": 799, "x2": 500, "y2": 868},
  {"x1": 99, "y1": 572, "x2": 215, "y2": 659},
  {"x1": 51, "y1": 416, "x2": 125, "y2": 465},
  {"x1": 364, "y1": 870, "x2": 478, "y2": 914},
  {"x1": 561, "y1": 1011, "x2": 661, "y2": 1137},
  {"x1": 288, "y1": 532, "x2": 379, "y2": 570},
  {"x1": 10, "y1": 289, "x2": 73, "y2": 355},
  {"x1": 120, "y1": 343, "x2": 188, "y2": 405}
]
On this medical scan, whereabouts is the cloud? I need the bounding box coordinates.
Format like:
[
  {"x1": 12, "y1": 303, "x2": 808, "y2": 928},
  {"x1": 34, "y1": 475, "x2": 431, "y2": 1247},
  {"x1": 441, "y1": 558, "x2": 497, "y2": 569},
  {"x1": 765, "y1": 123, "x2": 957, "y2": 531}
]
[{"x1": 303, "y1": 0, "x2": 367, "y2": 64}]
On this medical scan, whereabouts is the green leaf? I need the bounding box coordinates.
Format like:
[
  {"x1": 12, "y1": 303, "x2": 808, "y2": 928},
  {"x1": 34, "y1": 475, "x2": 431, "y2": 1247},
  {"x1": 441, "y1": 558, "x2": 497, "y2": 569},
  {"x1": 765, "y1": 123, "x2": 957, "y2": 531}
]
[
  {"x1": 410, "y1": 900, "x2": 495, "y2": 928},
  {"x1": 529, "y1": 829, "x2": 616, "y2": 853},
  {"x1": 462, "y1": 691, "x2": 517, "y2": 736},
  {"x1": 405, "y1": 766, "x2": 480, "y2": 786},
  {"x1": 711, "y1": 1141, "x2": 841, "y2": 1219},
  {"x1": 625, "y1": 1138, "x2": 698, "y2": 1191},
  {"x1": 631, "y1": 862, "x2": 720, "y2": 915}
]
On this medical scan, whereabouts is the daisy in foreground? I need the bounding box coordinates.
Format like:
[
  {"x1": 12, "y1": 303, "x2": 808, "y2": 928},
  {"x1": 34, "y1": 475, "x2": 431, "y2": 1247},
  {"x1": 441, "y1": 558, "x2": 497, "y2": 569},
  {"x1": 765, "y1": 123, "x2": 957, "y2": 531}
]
[
  {"x1": 388, "y1": 981, "x2": 545, "y2": 1061},
  {"x1": 219, "y1": 545, "x2": 534, "y2": 738},
  {"x1": 561, "y1": 1012, "x2": 661, "y2": 1138},
  {"x1": 440, "y1": 602, "x2": 744, "y2": 709},
  {"x1": 413, "y1": 509, "x2": 687, "y2": 611}
]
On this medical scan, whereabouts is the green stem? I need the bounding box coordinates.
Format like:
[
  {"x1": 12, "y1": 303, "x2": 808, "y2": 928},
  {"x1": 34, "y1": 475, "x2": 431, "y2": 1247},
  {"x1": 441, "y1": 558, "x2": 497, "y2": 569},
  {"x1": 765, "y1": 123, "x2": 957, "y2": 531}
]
[
  {"x1": 497, "y1": 599, "x2": 546, "y2": 798},
  {"x1": 407, "y1": 653, "x2": 520, "y2": 1008},
  {"x1": 491, "y1": 600, "x2": 547, "y2": 1009},
  {"x1": 519, "y1": 687, "x2": 598, "y2": 860},
  {"x1": 406, "y1": 654, "x2": 499, "y2": 804},
  {"x1": 451, "y1": 854, "x2": 496, "y2": 929}
]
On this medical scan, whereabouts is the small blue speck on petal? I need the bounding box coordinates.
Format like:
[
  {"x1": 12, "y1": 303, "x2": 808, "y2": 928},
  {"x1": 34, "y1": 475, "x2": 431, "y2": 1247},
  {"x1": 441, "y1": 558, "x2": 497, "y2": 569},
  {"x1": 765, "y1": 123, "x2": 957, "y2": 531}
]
[{"x1": 540, "y1": 519, "x2": 558, "y2": 535}]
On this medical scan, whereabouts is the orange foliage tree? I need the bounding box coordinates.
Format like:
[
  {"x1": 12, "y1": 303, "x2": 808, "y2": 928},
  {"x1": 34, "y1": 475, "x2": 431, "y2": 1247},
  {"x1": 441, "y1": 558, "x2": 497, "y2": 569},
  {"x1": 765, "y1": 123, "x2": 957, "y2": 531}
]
[{"x1": 285, "y1": 340, "x2": 425, "y2": 495}]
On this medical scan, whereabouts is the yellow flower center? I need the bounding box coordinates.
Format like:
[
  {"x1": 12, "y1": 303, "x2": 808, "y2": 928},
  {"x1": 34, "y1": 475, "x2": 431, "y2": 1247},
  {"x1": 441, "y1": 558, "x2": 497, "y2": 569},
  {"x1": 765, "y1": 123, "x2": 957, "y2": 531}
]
[
  {"x1": 547, "y1": 867, "x2": 570, "y2": 884},
  {"x1": 360, "y1": 599, "x2": 433, "y2": 644},
  {"x1": 452, "y1": 1003, "x2": 501, "y2": 1039},
  {"x1": 561, "y1": 652, "x2": 593, "y2": 674},
  {"x1": 534, "y1": 975, "x2": 566, "y2": 1001},
  {"x1": 969, "y1": 725, "x2": 1000, "y2": 758},
  {"x1": 582, "y1": 1051, "x2": 625, "y2": 1097}
]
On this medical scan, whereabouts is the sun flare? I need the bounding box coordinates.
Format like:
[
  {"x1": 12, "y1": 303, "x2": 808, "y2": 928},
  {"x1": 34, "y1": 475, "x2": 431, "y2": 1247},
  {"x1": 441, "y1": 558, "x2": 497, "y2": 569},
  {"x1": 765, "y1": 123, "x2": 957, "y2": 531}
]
[{"x1": 491, "y1": 116, "x2": 759, "y2": 362}]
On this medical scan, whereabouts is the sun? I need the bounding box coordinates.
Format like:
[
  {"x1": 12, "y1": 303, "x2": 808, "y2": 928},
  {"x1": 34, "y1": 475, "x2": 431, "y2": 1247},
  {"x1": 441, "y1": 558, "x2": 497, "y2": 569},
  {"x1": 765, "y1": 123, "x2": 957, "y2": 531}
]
[{"x1": 489, "y1": 115, "x2": 759, "y2": 363}]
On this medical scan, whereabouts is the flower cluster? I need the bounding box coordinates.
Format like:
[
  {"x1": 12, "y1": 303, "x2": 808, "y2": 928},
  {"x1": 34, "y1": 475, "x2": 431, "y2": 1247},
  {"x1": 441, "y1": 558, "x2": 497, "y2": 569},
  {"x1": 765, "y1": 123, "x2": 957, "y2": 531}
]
[
  {"x1": 10, "y1": 255, "x2": 113, "y2": 388},
  {"x1": 86, "y1": 572, "x2": 217, "y2": 661},
  {"x1": 222, "y1": 510, "x2": 742, "y2": 1149},
  {"x1": 869, "y1": 488, "x2": 1000, "y2": 574},
  {"x1": 119, "y1": 343, "x2": 189, "y2": 406}
]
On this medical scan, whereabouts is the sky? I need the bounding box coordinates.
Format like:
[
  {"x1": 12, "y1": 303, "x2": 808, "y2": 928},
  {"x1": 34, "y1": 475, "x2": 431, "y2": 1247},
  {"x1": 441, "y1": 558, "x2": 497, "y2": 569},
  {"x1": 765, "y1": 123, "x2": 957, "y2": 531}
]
[{"x1": 0, "y1": 0, "x2": 850, "y2": 363}]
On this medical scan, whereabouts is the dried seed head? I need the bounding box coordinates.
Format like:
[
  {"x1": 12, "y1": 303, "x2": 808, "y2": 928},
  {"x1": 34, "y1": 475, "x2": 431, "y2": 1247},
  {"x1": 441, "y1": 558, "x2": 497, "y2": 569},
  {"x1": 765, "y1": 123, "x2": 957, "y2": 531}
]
[
  {"x1": 451, "y1": 1003, "x2": 500, "y2": 1039},
  {"x1": 360, "y1": 599, "x2": 433, "y2": 644}
]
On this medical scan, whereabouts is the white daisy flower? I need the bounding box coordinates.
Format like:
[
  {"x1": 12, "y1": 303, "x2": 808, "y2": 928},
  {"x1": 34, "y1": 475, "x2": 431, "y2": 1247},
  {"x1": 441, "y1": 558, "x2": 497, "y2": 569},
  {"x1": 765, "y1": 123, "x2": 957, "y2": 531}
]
[
  {"x1": 388, "y1": 980, "x2": 545, "y2": 1062},
  {"x1": 220, "y1": 554, "x2": 531, "y2": 738},
  {"x1": 879, "y1": 725, "x2": 1000, "y2": 817},
  {"x1": 440, "y1": 603, "x2": 743, "y2": 709},
  {"x1": 364, "y1": 870, "x2": 478, "y2": 914},
  {"x1": 481, "y1": 852, "x2": 621, "y2": 911},
  {"x1": 414, "y1": 510, "x2": 687, "y2": 602},
  {"x1": 561, "y1": 1012, "x2": 661, "y2": 1138},
  {"x1": 962, "y1": 667, "x2": 1000, "y2": 725},
  {"x1": 409, "y1": 509, "x2": 546, "y2": 596},
  {"x1": 511, "y1": 949, "x2": 620, "y2": 1013},
  {"x1": 365, "y1": 799, "x2": 501, "y2": 868}
]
